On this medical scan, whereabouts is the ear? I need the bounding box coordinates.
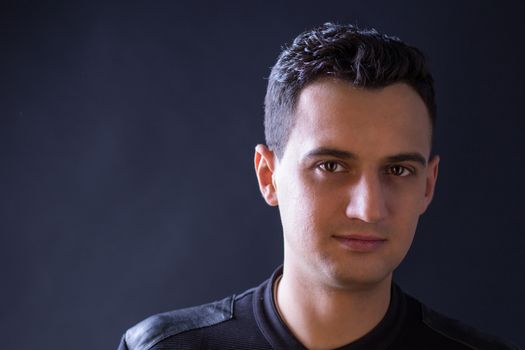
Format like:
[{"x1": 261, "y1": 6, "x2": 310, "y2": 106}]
[
  {"x1": 254, "y1": 144, "x2": 279, "y2": 206},
  {"x1": 420, "y1": 155, "x2": 440, "y2": 214}
]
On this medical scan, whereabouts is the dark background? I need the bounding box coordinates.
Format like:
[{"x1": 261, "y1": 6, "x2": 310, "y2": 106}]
[{"x1": 1, "y1": 0, "x2": 524, "y2": 348}]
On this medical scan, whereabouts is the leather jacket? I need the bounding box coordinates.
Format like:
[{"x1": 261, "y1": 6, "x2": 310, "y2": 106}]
[{"x1": 118, "y1": 268, "x2": 520, "y2": 350}]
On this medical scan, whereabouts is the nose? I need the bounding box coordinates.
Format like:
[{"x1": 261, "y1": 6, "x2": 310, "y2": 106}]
[{"x1": 345, "y1": 173, "x2": 388, "y2": 223}]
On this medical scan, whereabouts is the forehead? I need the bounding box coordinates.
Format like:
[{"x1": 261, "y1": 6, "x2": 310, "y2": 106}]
[{"x1": 285, "y1": 79, "x2": 432, "y2": 160}]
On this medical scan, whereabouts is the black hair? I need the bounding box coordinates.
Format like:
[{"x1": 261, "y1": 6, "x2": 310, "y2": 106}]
[{"x1": 264, "y1": 22, "x2": 436, "y2": 158}]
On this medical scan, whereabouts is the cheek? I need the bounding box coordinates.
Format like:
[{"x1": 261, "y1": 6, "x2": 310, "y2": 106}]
[
  {"x1": 279, "y1": 177, "x2": 336, "y2": 246},
  {"x1": 384, "y1": 178, "x2": 428, "y2": 216},
  {"x1": 388, "y1": 203, "x2": 421, "y2": 237},
  {"x1": 284, "y1": 187, "x2": 319, "y2": 234},
  {"x1": 383, "y1": 186, "x2": 424, "y2": 246}
]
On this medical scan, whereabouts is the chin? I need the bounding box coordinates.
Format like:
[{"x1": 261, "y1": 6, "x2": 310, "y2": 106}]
[{"x1": 321, "y1": 260, "x2": 394, "y2": 290}]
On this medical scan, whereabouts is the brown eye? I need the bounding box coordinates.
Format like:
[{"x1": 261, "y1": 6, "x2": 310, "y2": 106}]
[
  {"x1": 388, "y1": 165, "x2": 410, "y2": 176},
  {"x1": 320, "y1": 161, "x2": 343, "y2": 173}
]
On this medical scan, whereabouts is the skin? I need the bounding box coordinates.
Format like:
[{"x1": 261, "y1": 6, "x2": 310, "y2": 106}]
[{"x1": 254, "y1": 78, "x2": 439, "y2": 349}]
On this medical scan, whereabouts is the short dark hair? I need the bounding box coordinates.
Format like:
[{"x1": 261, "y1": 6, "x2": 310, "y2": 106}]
[{"x1": 264, "y1": 22, "x2": 436, "y2": 158}]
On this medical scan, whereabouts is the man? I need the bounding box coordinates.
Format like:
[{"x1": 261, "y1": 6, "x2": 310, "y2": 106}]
[{"x1": 118, "y1": 23, "x2": 518, "y2": 350}]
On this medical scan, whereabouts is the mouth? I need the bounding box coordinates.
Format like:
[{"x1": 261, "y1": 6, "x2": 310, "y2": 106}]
[{"x1": 332, "y1": 234, "x2": 387, "y2": 253}]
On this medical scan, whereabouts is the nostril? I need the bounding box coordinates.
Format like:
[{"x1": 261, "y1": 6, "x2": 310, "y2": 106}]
[{"x1": 345, "y1": 176, "x2": 387, "y2": 223}]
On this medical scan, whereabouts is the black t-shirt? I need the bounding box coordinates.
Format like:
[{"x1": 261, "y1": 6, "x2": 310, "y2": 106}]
[{"x1": 119, "y1": 266, "x2": 518, "y2": 350}]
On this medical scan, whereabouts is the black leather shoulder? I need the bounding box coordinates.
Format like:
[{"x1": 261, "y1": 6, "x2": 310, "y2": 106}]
[
  {"x1": 421, "y1": 303, "x2": 520, "y2": 350},
  {"x1": 123, "y1": 295, "x2": 235, "y2": 350}
]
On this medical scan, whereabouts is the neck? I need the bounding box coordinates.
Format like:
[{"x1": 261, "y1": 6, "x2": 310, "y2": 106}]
[{"x1": 275, "y1": 264, "x2": 392, "y2": 350}]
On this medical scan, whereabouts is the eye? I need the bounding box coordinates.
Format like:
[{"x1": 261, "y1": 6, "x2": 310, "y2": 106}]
[
  {"x1": 318, "y1": 161, "x2": 345, "y2": 173},
  {"x1": 386, "y1": 165, "x2": 412, "y2": 177}
]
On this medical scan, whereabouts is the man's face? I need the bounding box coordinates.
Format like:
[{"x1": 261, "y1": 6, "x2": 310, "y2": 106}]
[{"x1": 256, "y1": 78, "x2": 439, "y2": 289}]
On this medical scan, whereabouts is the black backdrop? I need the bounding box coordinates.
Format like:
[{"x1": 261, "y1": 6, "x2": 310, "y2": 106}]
[{"x1": 1, "y1": 1, "x2": 524, "y2": 349}]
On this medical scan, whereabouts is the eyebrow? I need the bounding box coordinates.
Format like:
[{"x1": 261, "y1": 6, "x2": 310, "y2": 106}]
[
  {"x1": 303, "y1": 147, "x2": 427, "y2": 166},
  {"x1": 385, "y1": 153, "x2": 427, "y2": 166},
  {"x1": 303, "y1": 147, "x2": 358, "y2": 160}
]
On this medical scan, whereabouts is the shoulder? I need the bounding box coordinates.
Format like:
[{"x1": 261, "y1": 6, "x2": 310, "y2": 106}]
[
  {"x1": 418, "y1": 300, "x2": 519, "y2": 350},
  {"x1": 121, "y1": 295, "x2": 235, "y2": 350}
]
